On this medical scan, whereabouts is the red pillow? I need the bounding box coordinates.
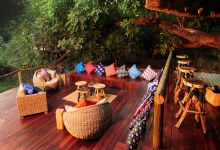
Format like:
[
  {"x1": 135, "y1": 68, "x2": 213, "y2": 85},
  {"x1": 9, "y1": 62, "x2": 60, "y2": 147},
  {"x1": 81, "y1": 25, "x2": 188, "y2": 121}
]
[
  {"x1": 105, "y1": 63, "x2": 116, "y2": 77},
  {"x1": 85, "y1": 61, "x2": 96, "y2": 74},
  {"x1": 75, "y1": 100, "x2": 97, "y2": 108}
]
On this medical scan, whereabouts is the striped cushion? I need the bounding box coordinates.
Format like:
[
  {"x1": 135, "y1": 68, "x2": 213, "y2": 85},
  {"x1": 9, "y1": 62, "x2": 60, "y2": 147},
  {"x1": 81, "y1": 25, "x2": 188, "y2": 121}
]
[
  {"x1": 116, "y1": 65, "x2": 128, "y2": 78},
  {"x1": 85, "y1": 61, "x2": 95, "y2": 74},
  {"x1": 141, "y1": 65, "x2": 157, "y2": 81},
  {"x1": 94, "y1": 63, "x2": 105, "y2": 75},
  {"x1": 75, "y1": 61, "x2": 85, "y2": 73},
  {"x1": 105, "y1": 63, "x2": 116, "y2": 77},
  {"x1": 128, "y1": 64, "x2": 142, "y2": 79}
]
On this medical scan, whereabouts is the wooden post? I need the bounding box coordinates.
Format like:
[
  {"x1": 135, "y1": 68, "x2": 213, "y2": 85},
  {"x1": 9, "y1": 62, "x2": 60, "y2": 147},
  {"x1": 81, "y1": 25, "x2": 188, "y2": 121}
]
[
  {"x1": 18, "y1": 71, "x2": 22, "y2": 84},
  {"x1": 56, "y1": 109, "x2": 64, "y2": 130},
  {"x1": 153, "y1": 51, "x2": 173, "y2": 149}
]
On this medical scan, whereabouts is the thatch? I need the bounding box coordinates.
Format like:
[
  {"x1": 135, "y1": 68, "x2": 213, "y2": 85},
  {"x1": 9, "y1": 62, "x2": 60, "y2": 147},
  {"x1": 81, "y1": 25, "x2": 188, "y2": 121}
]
[{"x1": 145, "y1": 0, "x2": 220, "y2": 18}]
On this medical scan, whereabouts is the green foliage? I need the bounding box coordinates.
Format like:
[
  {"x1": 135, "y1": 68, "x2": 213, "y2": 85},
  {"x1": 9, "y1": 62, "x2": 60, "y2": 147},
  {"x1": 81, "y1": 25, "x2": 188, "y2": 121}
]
[
  {"x1": 155, "y1": 30, "x2": 182, "y2": 55},
  {"x1": 0, "y1": 0, "x2": 148, "y2": 69}
]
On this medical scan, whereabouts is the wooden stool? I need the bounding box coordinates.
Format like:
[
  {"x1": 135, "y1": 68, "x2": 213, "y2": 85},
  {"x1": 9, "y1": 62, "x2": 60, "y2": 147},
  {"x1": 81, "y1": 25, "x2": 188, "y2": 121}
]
[
  {"x1": 88, "y1": 82, "x2": 95, "y2": 96},
  {"x1": 176, "y1": 54, "x2": 188, "y2": 59},
  {"x1": 93, "y1": 83, "x2": 106, "y2": 101},
  {"x1": 174, "y1": 66, "x2": 196, "y2": 103},
  {"x1": 56, "y1": 108, "x2": 64, "y2": 130},
  {"x1": 75, "y1": 81, "x2": 87, "y2": 89},
  {"x1": 76, "y1": 88, "x2": 89, "y2": 102},
  {"x1": 175, "y1": 78, "x2": 207, "y2": 134},
  {"x1": 176, "y1": 59, "x2": 191, "y2": 86}
]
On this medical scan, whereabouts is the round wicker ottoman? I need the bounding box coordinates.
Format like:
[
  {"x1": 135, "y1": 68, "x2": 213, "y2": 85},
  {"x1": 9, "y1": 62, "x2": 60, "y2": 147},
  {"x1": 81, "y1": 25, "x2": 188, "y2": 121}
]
[{"x1": 63, "y1": 102, "x2": 112, "y2": 139}]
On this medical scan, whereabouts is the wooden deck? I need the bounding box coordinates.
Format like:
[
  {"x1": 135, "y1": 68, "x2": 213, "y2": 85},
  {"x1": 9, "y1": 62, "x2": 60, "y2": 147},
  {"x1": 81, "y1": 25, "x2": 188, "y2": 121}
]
[{"x1": 0, "y1": 78, "x2": 220, "y2": 149}]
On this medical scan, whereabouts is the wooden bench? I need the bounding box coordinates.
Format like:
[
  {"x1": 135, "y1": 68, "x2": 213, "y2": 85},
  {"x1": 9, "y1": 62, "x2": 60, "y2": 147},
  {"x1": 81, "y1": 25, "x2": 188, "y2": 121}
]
[{"x1": 68, "y1": 71, "x2": 146, "y2": 90}]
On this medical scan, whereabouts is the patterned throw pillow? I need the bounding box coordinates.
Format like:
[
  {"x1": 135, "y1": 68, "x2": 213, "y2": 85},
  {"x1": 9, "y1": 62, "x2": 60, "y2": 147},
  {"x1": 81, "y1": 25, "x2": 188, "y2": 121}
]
[
  {"x1": 141, "y1": 65, "x2": 157, "y2": 81},
  {"x1": 153, "y1": 68, "x2": 163, "y2": 82},
  {"x1": 94, "y1": 63, "x2": 105, "y2": 75},
  {"x1": 128, "y1": 64, "x2": 142, "y2": 79},
  {"x1": 116, "y1": 65, "x2": 129, "y2": 78},
  {"x1": 75, "y1": 61, "x2": 85, "y2": 73},
  {"x1": 85, "y1": 61, "x2": 96, "y2": 74},
  {"x1": 105, "y1": 63, "x2": 116, "y2": 77}
]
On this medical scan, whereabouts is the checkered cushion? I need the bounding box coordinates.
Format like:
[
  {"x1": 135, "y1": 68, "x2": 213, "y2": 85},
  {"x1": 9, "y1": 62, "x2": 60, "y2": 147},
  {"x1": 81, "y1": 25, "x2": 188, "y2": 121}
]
[
  {"x1": 128, "y1": 64, "x2": 142, "y2": 79},
  {"x1": 94, "y1": 63, "x2": 105, "y2": 75},
  {"x1": 105, "y1": 63, "x2": 116, "y2": 77},
  {"x1": 85, "y1": 61, "x2": 95, "y2": 74},
  {"x1": 75, "y1": 61, "x2": 85, "y2": 73},
  {"x1": 116, "y1": 65, "x2": 128, "y2": 78},
  {"x1": 141, "y1": 65, "x2": 157, "y2": 81}
]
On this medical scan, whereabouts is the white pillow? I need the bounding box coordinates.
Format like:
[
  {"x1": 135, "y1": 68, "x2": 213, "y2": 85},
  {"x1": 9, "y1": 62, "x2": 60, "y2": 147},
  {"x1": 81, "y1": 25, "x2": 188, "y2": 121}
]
[
  {"x1": 17, "y1": 84, "x2": 26, "y2": 97},
  {"x1": 96, "y1": 98, "x2": 108, "y2": 105},
  {"x1": 64, "y1": 105, "x2": 78, "y2": 112}
]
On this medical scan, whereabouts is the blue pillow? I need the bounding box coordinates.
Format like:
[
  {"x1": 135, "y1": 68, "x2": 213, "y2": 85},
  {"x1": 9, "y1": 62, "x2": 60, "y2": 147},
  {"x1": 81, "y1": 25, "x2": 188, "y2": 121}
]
[
  {"x1": 94, "y1": 63, "x2": 105, "y2": 75},
  {"x1": 128, "y1": 64, "x2": 142, "y2": 79},
  {"x1": 23, "y1": 83, "x2": 35, "y2": 95},
  {"x1": 75, "y1": 61, "x2": 85, "y2": 73}
]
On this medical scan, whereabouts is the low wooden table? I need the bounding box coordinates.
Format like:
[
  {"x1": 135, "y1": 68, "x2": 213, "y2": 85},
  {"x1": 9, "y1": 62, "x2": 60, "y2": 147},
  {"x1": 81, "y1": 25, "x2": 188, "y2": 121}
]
[
  {"x1": 175, "y1": 78, "x2": 207, "y2": 134},
  {"x1": 93, "y1": 83, "x2": 106, "y2": 101},
  {"x1": 76, "y1": 88, "x2": 89, "y2": 102},
  {"x1": 88, "y1": 82, "x2": 96, "y2": 96},
  {"x1": 75, "y1": 81, "x2": 87, "y2": 89}
]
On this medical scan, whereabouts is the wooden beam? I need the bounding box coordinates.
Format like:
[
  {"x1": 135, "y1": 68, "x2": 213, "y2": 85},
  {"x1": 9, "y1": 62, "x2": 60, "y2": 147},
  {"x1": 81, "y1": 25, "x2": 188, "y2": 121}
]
[{"x1": 159, "y1": 22, "x2": 220, "y2": 49}]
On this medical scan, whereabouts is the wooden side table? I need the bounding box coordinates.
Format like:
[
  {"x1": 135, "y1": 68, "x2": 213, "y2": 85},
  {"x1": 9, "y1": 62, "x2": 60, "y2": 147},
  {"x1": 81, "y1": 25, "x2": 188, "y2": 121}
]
[
  {"x1": 175, "y1": 78, "x2": 207, "y2": 134},
  {"x1": 88, "y1": 82, "x2": 95, "y2": 96},
  {"x1": 75, "y1": 81, "x2": 87, "y2": 89},
  {"x1": 93, "y1": 83, "x2": 106, "y2": 101},
  {"x1": 76, "y1": 88, "x2": 89, "y2": 102}
]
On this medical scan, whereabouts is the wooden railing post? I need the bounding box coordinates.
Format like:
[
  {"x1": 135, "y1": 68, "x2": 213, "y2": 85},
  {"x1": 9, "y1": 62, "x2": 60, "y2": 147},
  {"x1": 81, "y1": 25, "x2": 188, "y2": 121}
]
[
  {"x1": 153, "y1": 51, "x2": 173, "y2": 149},
  {"x1": 18, "y1": 71, "x2": 22, "y2": 84}
]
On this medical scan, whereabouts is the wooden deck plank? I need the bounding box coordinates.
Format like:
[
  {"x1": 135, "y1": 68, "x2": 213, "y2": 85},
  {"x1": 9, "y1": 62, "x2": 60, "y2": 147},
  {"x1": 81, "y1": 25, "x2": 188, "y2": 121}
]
[{"x1": 0, "y1": 73, "x2": 220, "y2": 149}]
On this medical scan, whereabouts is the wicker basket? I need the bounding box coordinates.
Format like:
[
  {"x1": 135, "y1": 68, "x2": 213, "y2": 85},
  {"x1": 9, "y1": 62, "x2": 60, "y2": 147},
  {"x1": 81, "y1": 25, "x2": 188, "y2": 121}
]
[
  {"x1": 63, "y1": 102, "x2": 112, "y2": 139},
  {"x1": 205, "y1": 87, "x2": 220, "y2": 107},
  {"x1": 17, "y1": 92, "x2": 48, "y2": 118}
]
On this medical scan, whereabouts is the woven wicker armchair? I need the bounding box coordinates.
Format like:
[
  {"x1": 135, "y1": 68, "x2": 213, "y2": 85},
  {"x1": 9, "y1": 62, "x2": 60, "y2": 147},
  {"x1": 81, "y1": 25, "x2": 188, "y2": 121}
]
[
  {"x1": 16, "y1": 91, "x2": 48, "y2": 119},
  {"x1": 63, "y1": 102, "x2": 112, "y2": 139},
  {"x1": 33, "y1": 69, "x2": 59, "y2": 91}
]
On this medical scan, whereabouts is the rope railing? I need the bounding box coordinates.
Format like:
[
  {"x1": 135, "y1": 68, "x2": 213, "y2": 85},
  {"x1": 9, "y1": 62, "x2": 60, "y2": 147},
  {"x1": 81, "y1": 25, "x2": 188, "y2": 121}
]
[{"x1": 0, "y1": 50, "x2": 71, "y2": 80}]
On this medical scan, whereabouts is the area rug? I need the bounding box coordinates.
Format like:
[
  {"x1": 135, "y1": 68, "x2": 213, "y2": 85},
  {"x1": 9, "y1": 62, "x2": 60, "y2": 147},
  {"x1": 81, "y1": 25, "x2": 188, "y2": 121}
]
[{"x1": 62, "y1": 91, "x2": 117, "y2": 103}]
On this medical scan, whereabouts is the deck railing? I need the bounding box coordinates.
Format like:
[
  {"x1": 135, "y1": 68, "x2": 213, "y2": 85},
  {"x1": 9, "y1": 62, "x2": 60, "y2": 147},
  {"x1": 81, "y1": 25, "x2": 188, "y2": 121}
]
[{"x1": 153, "y1": 51, "x2": 173, "y2": 149}]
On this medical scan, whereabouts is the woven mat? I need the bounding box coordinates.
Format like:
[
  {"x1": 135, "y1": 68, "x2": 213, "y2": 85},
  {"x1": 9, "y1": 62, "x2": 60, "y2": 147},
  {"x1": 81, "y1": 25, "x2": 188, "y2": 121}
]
[{"x1": 62, "y1": 91, "x2": 117, "y2": 103}]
